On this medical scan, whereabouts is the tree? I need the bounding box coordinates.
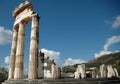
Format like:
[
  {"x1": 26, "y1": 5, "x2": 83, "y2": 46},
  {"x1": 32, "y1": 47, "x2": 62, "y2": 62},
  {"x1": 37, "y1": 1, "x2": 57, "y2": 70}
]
[{"x1": 0, "y1": 67, "x2": 8, "y2": 83}]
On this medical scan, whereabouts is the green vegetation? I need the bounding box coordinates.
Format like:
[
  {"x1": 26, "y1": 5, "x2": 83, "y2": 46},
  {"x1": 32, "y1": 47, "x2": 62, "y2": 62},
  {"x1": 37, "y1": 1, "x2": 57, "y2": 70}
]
[
  {"x1": 86, "y1": 52, "x2": 120, "y2": 75},
  {"x1": 0, "y1": 67, "x2": 8, "y2": 83},
  {"x1": 62, "y1": 65, "x2": 77, "y2": 73},
  {"x1": 62, "y1": 52, "x2": 120, "y2": 75}
]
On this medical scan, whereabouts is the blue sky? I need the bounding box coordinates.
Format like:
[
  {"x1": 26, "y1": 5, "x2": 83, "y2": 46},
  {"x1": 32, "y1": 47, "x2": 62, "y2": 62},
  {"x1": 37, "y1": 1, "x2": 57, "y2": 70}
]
[{"x1": 0, "y1": 0, "x2": 120, "y2": 68}]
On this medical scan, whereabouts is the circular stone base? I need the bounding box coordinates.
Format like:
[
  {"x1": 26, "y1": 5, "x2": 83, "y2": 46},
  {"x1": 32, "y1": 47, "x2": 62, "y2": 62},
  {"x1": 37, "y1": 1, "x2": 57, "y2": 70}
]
[{"x1": 2, "y1": 78, "x2": 120, "y2": 84}]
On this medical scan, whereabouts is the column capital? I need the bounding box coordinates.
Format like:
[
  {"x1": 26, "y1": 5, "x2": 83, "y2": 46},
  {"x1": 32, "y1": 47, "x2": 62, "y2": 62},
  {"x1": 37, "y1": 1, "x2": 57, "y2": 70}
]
[
  {"x1": 32, "y1": 13, "x2": 40, "y2": 19},
  {"x1": 13, "y1": 28, "x2": 17, "y2": 32},
  {"x1": 19, "y1": 20, "x2": 27, "y2": 25}
]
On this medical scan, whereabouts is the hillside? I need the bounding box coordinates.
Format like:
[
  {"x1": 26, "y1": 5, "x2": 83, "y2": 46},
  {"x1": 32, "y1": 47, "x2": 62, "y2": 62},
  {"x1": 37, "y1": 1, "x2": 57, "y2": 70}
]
[
  {"x1": 86, "y1": 52, "x2": 120, "y2": 75},
  {"x1": 62, "y1": 52, "x2": 120, "y2": 75}
]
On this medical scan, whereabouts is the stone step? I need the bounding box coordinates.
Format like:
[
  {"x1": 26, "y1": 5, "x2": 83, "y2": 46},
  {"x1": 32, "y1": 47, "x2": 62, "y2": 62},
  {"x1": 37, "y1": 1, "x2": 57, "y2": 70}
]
[{"x1": 2, "y1": 78, "x2": 120, "y2": 84}]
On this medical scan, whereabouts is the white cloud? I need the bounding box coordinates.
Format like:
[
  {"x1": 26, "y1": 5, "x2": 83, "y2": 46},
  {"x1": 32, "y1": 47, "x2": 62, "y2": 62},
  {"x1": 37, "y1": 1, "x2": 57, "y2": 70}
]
[
  {"x1": 41, "y1": 48, "x2": 62, "y2": 66},
  {"x1": 94, "y1": 50, "x2": 119, "y2": 58},
  {"x1": 112, "y1": 16, "x2": 120, "y2": 28},
  {"x1": 94, "y1": 35, "x2": 120, "y2": 58},
  {"x1": 94, "y1": 51, "x2": 112, "y2": 58},
  {"x1": 4, "y1": 56, "x2": 10, "y2": 65},
  {"x1": 41, "y1": 48, "x2": 86, "y2": 67},
  {"x1": 104, "y1": 35, "x2": 120, "y2": 51},
  {"x1": 64, "y1": 58, "x2": 86, "y2": 66},
  {"x1": 0, "y1": 26, "x2": 13, "y2": 45}
]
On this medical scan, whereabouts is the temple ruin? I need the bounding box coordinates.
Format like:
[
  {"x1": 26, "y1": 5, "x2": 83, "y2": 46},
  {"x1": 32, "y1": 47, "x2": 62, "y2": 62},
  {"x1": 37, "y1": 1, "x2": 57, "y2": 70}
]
[
  {"x1": 3, "y1": 0, "x2": 120, "y2": 84},
  {"x1": 8, "y1": 0, "x2": 40, "y2": 79}
]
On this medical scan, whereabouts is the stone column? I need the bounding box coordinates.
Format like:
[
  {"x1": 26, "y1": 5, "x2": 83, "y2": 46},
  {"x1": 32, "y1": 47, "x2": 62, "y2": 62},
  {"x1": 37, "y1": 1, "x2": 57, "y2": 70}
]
[
  {"x1": 56, "y1": 67, "x2": 61, "y2": 78},
  {"x1": 8, "y1": 29, "x2": 18, "y2": 79},
  {"x1": 107, "y1": 65, "x2": 115, "y2": 78},
  {"x1": 114, "y1": 68, "x2": 119, "y2": 77},
  {"x1": 28, "y1": 14, "x2": 39, "y2": 79},
  {"x1": 14, "y1": 22, "x2": 26, "y2": 79},
  {"x1": 51, "y1": 63, "x2": 57, "y2": 78},
  {"x1": 92, "y1": 71, "x2": 96, "y2": 78},
  {"x1": 78, "y1": 64, "x2": 86, "y2": 79},
  {"x1": 100, "y1": 64, "x2": 107, "y2": 78}
]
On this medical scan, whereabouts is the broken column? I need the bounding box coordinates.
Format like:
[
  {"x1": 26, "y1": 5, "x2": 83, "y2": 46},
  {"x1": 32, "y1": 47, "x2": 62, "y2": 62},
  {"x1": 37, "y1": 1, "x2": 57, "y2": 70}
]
[
  {"x1": 114, "y1": 68, "x2": 119, "y2": 77},
  {"x1": 74, "y1": 64, "x2": 86, "y2": 79},
  {"x1": 100, "y1": 64, "x2": 107, "y2": 78},
  {"x1": 92, "y1": 71, "x2": 96, "y2": 78},
  {"x1": 107, "y1": 65, "x2": 116, "y2": 78},
  {"x1": 38, "y1": 51, "x2": 44, "y2": 78},
  {"x1": 74, "y1": 68, "x2": 80, "y2": 79},
  {"x1": 56, "y1": 67, "x2": 61, "y2": 78},
  {"x1": 78, "y1": 64, "x2": 86, "y2": 78},
  {"x1": 51, "y1": 63, "x2": 57, "y2": 78}
]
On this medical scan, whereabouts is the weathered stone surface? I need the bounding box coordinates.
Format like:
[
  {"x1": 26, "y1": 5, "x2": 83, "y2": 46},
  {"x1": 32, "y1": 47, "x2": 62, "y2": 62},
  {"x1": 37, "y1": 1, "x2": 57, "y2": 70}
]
[
  {"x1": 14, "y1": 22, "x2": 26, "y2": 79},
  {"x1": 74, "y1": 64, "x2": 86, "y2": 79},
  {"x1": 114, "y1": 68, "x2": 119, "y2": 77},
  {"x1": 107, "y1": 65, "x2": 116, "y2": 78},
  {"x1": 28, "y1": 14, "x2": 39, "y2": 79},
  {"x1": 38, "y1": 52, "x2": 44, "y2": 78},
  {"x1": 51, "y1": 63, "x2": 56, "y2": 78},
  {"x1": 100, "y1": 64, "x2": 107, "y2": 78},
  {"x1": 8, "y1": 0, "x2": 40, "y2": 80},
  {"x1": 74, "y1": 71, "x2": 80, "y2": 79},
  {"x1": 2, "y1": 78, "x2": 120, "y2": 84},
  {"x1": 92, "y1": 71, "x2": 96, "y2": 78},
  {"x1": 8, "y1": 29, "x2": 18, "y2": 79}
]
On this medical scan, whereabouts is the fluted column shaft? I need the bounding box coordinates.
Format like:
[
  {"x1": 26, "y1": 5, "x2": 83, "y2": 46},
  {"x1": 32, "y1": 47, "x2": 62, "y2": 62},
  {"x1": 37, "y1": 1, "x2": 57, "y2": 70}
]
[
  {"x1": 8, "y1": 29, "x2": 18, "y2": 79},
  {"x1": 14, "y1": 22, "x2": 25, "y2": 79},
  {"x1": 28, "y1": 14, "x2": 39, "y2": 79}
]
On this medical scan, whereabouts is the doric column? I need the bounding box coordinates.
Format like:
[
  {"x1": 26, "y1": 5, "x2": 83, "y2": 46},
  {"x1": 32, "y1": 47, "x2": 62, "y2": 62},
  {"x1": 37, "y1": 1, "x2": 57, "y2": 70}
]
[
  {"x1": 14, "y1": 22, "x2": 26, "y2": 79},
  {"x1": 8, "y1": 29, "x2": 18, "y2": 79},
  {"x1": 28, "y1": 14, "x2": 39, "y2": 79}
]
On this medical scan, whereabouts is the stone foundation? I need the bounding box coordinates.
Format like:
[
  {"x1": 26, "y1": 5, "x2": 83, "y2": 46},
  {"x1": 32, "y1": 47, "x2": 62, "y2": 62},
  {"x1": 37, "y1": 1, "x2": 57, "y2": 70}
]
[{"x1": 2, "y1": 78, "x2": 120, "y2": 84}]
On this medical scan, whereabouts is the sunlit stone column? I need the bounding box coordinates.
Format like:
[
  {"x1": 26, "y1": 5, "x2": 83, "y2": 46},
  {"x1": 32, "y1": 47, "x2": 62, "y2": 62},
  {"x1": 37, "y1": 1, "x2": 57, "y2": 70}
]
[
  {"x1": 14, "y1": 22, "x2": 26, "y2": 79},
  {"x1": 51, "y1": 63, "x2": 57, "y2": 78},
  {"x1": 100, "y1": 64, "x2": 107, "y2": 78},
  {"x1": 28, "y1": 14, "x2": 40, "y2": 79},
  {"x1": 8, "y1": 29, "x2": 18, "y2": 79}
]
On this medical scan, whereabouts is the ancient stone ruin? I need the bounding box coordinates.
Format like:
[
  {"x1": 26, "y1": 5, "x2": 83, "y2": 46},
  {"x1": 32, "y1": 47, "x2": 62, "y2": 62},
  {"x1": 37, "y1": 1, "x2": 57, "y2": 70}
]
[
  {"x1": 3, "y1": 1, "x2": 120, "y2": 84},
  {"x1": 38, "y1": 51, "x2": 61, "y2": 78},
  {"x1": 74, "y1": 63, "x2": 86, "y2": 79},
  {"x1": 74, "y1": 64, "x2": 119, "y2": 79},
  {"x1": 8, "y1": 0, "x2": 61, "y2": 80},
  {"x1": 8, "y1": 0, "x2": 40, "y2": 80},
  {"x1": 107, "y1": 65, "x2": 119, "y2": 78},
  {"x1": 100, "y1": 64, "x2": 107, "y2": 78}
]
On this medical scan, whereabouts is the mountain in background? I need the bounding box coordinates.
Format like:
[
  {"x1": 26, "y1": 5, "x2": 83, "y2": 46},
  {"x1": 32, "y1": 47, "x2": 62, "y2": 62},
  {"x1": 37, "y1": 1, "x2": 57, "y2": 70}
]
[{"x1": 62, "y1": 52, "x2": 120, "y2": 75}]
